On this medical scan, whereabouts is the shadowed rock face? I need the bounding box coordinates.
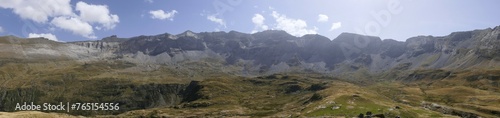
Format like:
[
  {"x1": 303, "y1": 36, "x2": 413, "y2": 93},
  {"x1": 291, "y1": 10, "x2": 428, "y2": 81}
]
[
  {"x1": 118, "y1": 33, "x2": 206, "y2": 56},
  {"x1": 380, "y1": 39, "x2": 406, "y2": 58},
  {"x1": 115, "y1": 31, "x2": 380, "y2": 70}
]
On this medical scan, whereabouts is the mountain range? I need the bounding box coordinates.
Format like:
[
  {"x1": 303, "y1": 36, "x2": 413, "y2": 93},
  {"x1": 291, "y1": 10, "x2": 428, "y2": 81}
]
[
  {"x1": 3, "y1": 26, "x2": 500, "y2": 75},
  {"x1": 0, "y1": 26, "x2": 500, "y2": 117}
]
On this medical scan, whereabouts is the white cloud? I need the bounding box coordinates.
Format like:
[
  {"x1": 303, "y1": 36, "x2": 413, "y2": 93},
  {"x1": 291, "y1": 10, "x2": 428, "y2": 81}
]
[
  {"x1": 207, "y1": 15, "x2": 226, "y2": 27},
  {"x1": 251, "y1": 14, "x2": 268, "y2": 33},
  {"x1": 28, "y1": 33, "x2": 58, "y2": 41},
  {"x1": 51, "y1": 16, "x2": 95, "y2": 39},
  {"x1": 330, "y1": 22, "x2": 342, "y2": 31},
  {"x1": 0, "y1": 0, "x2": 122, "y2": 39},
  {"x1": 0, "y1": 0, "x2": 73, "y2": 23},
  {"x1": 0, "y1": 26, "x2": 3, "y2": 33},
  {"x1": 252, "y1": 14, "x2": 265, "y2": 25},
  {"x1": 268, "y1": 6, "x2": 275, "y2": 10},
  {"x1": 76, "y1": 1, "x2": 119, "y2": 30},
  {"x1": 317, "y1": 14, "x2": 329, "y2": 22},
  {"x1": 271, "y1": 11, "x2": 317, "y2": 36},
  {"x1": 145, "y1": 0, "x2": 153, "y2": 3},
  {"x1": 149, "y1": 10, "x2": 178, "y2": 21}
]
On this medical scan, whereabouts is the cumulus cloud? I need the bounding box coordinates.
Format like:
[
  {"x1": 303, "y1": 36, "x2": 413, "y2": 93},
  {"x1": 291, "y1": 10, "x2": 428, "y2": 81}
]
[
  {"x1": 149, "y1": 10, "x2": 178, "y2": 21},
  {"x1": 207, "y1": 15, "x2": 226, "y2": 27},
  {"x1": 76, "y1": 1, "x2": 120, "y2": 30},
  {"x1": 145, "y1": 0, "x2": 153, "y2": 3},
  {"x1": 0, "y1": 1, "x2": 120, "y2": 39},
  {"x1": 51, "y1": 16, "x2": 95, "y2": 39},
  {"x1": 271, "y1": 11, "x2": 317, "y2": 36},
  {"x1": 330, "y1": 22, "x2": 342, "y2": 31},
  {"x1": 0, "y1": 26, "x2": 3, "y2": 33},
  {"x1": 317, "y1": 14, "x2": 329, "y2": 22},
  {"x1": 28, "y1": 33, "x2": 58, "y2": 41},
  {"x1": 251, "y1": 14, "x2": 268, "y2": 33},
  {"x1": 0, "y1": 0, "x2": 73, "y2": 23}
]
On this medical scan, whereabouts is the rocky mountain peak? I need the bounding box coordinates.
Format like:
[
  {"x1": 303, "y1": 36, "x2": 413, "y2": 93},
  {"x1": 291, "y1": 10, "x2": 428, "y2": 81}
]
[
  {"x1": 301, "y1": 34, "x2": 330, "y2": 41},
  {"x1": 332, "y1": 32, "x2": 382, "y2": 46},
  {"x1": 252, "y1": 30, "x2": 295, "y2": 39},
  {"x1": 176, "y1": 30, "x2": 199, "y2": 39},
  {"x1": 101, "y1": 35, "x2": 128, "y2": 42}
]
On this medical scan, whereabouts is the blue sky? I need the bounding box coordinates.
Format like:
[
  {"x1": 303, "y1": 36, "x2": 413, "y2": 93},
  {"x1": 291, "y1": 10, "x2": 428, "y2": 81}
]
[{"x1": 1, "y1": 0, "x2": 499, "y2": 42}]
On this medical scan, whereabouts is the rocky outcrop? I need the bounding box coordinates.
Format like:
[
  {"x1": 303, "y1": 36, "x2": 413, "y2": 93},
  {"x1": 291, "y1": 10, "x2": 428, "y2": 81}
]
[
  {"x1": 72, "y1": 41, "x2": 120, "y2": 51},
  {"x1": 71, "y1": 35, "x2": 123, "y2": 52},
  {"x1": 180, "y1": 81, "x2": 203, "y2": 103},
  {"x1": 0, "y1": 80, "x2": 204, "y2": 116},
  {"x1": 422, "y1": 102, "x2": 479, "y2": 118}
]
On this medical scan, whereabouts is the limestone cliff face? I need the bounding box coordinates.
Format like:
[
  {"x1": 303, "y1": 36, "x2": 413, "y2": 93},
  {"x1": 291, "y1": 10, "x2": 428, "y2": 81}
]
[
  {"x1": 71, "y1": 41, "x2": 120, "y2": 52},
  {"x1": 0, "y1": 36, "x2": 101, "y2": 61},
  {"x1": 70, "y1": 35, "x2": 124, "y2": 52}
]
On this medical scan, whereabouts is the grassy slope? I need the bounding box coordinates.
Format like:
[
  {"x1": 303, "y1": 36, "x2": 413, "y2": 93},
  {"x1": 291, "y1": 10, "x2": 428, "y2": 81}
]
[
  {"x1": 113, "y1": 73, "x2": 457, "y2": 117},
  {"x1": 1, "y1": 56, "x2": 498, "y2": 117},
  {"x1": 370, "y1": 69, "x2": 500, "y2": 118}
]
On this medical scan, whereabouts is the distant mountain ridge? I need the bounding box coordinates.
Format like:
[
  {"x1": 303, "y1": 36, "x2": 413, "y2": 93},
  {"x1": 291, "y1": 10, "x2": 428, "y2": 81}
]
[{"x1": 1, "y1": 26, "x2": 500, "y2": 75}]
